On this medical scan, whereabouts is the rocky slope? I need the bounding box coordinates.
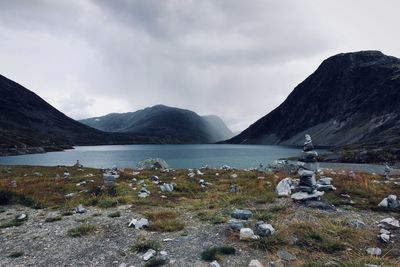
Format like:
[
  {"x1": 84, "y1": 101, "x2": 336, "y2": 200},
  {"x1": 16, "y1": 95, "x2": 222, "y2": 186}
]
[
  {"x1": 80, "y1": 105, "x2": 234, "y2": 143},
  {"x1": 0, "y1": 74, "x2": 139, "y2": 156},
  {"x1": 226, "y1": 51, "x2": 400, "y2": 149}
]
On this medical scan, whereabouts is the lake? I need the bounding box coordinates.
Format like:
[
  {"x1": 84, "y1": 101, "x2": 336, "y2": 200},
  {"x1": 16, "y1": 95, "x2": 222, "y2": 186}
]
[{"x1": 0, "y1": 144, "x2": 389, "y2": 173}]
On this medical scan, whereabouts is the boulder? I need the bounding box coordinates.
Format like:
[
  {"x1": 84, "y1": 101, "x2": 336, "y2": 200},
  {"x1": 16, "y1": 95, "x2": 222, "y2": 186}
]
[
  {"x1": 240, "y1": 228, "x2": 258, "y2": 240},
  {"x1": 142, "y1": 249, "x2": 156, "y2": 261},
  {"x1": 248, "y1": 260, "x2": 264, "y2": 267},
  {"x1": 75, "y1": 204, "x2": 86, "y2": 214},
  {"x1": 366, "y1": 247, "x2": 382, "y2": 256},
  {"x1": 276, "y1": 178, "x2": 292, "y2": 197},
  {"x1": 15, "y1": 213, "x2": 28, "y2": 222},
  {"x1": 318, "y1": 177, "x2": 332, "y2": 185},
  {"x1": 231, "y1": 209, "x2": 253, "y2": 220},
  {"x1": 378, "y1": 195, "x2": 399, "y2": 209},
  {"x1": 138, "y1": 158, "x2": 169, "y2": 170},
  {"x1": 160, "y1": 183, "x2": 174, "y2": 192},
  {"x1": 210, "y1": 261, "x2": 221, "y2": 267},
  {"x1": 255, "y1": 221, "x2": 275, "y2": 237},
  {"x1": 228, "y1": 219, "x2": 245, "y2": 231},
  {"x1": 291, "y1": 191, "x2": 324, "y2": 201},
  {"x1": 379, "y1": 217, "x2": 400, "y2": 229},
  {"x1": 128, "y1": 218, "x2": 149, "y2": 229},
  {"x1": 348, "y1": 219, "x2": 366, "y2": 229},
  {"x1": 277, "y1": 250, "x2": 296, "y2": 261}
]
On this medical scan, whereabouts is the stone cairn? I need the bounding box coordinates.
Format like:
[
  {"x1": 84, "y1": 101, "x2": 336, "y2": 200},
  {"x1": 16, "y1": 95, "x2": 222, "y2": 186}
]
[{"x1": 291, "y1": 134, "x2": 324, "y2": 201}]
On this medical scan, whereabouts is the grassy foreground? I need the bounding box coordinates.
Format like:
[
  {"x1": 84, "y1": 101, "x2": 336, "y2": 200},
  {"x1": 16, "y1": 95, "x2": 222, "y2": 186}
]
[{"x1": 1, "y1": 164, "x2": 400, "y2": 266}]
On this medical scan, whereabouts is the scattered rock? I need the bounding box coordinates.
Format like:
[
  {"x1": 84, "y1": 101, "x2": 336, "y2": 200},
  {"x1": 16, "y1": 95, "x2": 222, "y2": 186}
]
[
  {"x1": 15, "y1": 213, "x2": 28, "y2": 222},
  {"x1": 230, "y1": 173, "x2": 238, "y2": 179},
  {"x1": 248, "y1": 259, "x2": 264, "y2": 267},
  {"x1": 379, "y1": 233, "x2": 390, "y2": 243},
  {"x1": 138, "y1": 188, "x2": 150, "y2": 198},
  {"x1": 379, "y1": 217, "x2": 400, "y2": 229},
  {"x1": 228, "y1": 219, "x2": 245, "y2": 231},
  {"x1": 379, "y1": 229, "x2": 390, "y2": 235},
  {"x1": 128, "y1": 218, "x2": 149, "y2": 229},
  {"x1": 138, "y1": 158, "x2": 169, "y2": 170},
  {"x1": 75, "y1": 204, "x2": 86, "y2": 214},
  {"x1": 255, "y1": 221, "x2": 275, "y2": 237},
  {"x1": 276, "y1": 178, "x2": 292, "y2": 197},
  {"x1": 210, "y1": 260, "x2": 221, "y2": 267},
  {"x1": 160, "y1": 183, "x2": 174, "y2": 192},
  {"x1": 304, "y1": 200, "x2": 335, "y2": 211},
  {"x1": 240, "y1": 228, "x2": 258, "y2": 240},
  {"x1": 348, "y1": 219, "x2": 366, "y2": 229},
  {"x1": 142, "y1": 249, "x2": 156, "y2": 261},
  {"x1": 378, "y1": 195, "x2": 399, "y2": 209},
  {"x1": 291, "y1": 191, "x2": 324, "y2": 201},
  {"x1": 230, "y1": 184, "x2": 239, "y2": 193},
  {"x1": 118, "y1": 263, "x2": 127, "y2": 267},
  {"x1": 277, "y1": 250, "x2": 296, "y2": 261},
  {"x1": 366, "y1": 247, "x2": 382, "y2": 256},
  {"x1": 231, "y1": 209, "x2": 253, "y2": 220}
]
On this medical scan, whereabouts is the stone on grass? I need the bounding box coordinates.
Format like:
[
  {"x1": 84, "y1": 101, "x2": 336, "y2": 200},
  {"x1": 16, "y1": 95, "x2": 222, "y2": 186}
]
[
  {"x1": 228, "y1": 219, "x2": 245, "y2": 231},
  {"x1": 75, "y1": 204, "x2": 86, "y2": 214},
  {"x1": 128, "y1": 218, "x2": 149, "y2": 229},
  {"x1": 348, "y1": 219, "x2": 366, "y2": 229},
  {"x1": 379, "y1": 217, "x2": 400, "y2": 229},
  {"x1": 15, "y1": 213, "x2": 28, "y2": 222},
  {"x1": 231, "y1": 209, "x2": 253, "y2": 220},
  {"x1": 138, "y1": 158, "x2": 169, "y2": 170},
  {"x1": 378, "y1": 195, "x2": 399, "y2": 209},
  {"x1": 277, "y1": 250, "x2": 296, "y2": 261},
  {"x1": 291, "y1": 191, "x2": 324, "y2": 201},
  {"x1": 255, "y1": 221, "x2": 275, "y2": 237},
  {"x1": 142, "y1": 249, "x2": 156, "y2": 261},
  {"x1": 275, "y1": 178, "x2": 292, "y2": 197},
  {"x1": 366, "y1": 247, "x2": 382, "y2": 256},
  {"x1": 248, "y1": 259, "x2": 264, "y2": 267},
  {"x1": 210, "y1": 260, "x2": 221, "y2": 267},
  {"x1": 379, "y1": 233, "x2": 390, "y2": 243},
  {"x1": 240, "y1": 228, "x2": 258, "y2": 240},
  {"x1": 230, "y1": 184, "x2": 239, "y2": 193},
  {"x1": 160, "y1": 183, "x2": 174, "y2": 192},
  {"x1": 379, "y1": 229, "x2": 390, "y2": 235}
]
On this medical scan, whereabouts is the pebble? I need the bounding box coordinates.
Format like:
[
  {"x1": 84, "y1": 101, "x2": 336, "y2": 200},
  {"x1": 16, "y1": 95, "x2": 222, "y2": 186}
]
[
  {"x1": 231, "y1": 209, "x2": 253, "y2": 220},
  {"x1": 366, "y1": 247, "x2": 382, "y2": 256},
  {"x1": 210, "y1": 260, "x2": 221, "y2": 267},
  {"x1": 277, "y1": 250, "x2": 296, "y2": 261},
  {"x1": 248, "y1": 259, "x2": 264, "y2": 267},
  {"x1": 142, "y1": 249, "x2": 156, "y2": 261}
]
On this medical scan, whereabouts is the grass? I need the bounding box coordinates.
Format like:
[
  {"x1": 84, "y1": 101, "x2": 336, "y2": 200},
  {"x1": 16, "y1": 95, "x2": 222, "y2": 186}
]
[
  {"x1": 250, "y1": 231, "x2": 288, "y2": 251},
  {"x1": 108, "y1": 211, "x2": 121, "y2": 218},
  {"x1": 200, "y1": 246, "x2": 236, "y2": 261},
  {"x1": 9, "y1": 251, "x2": 24, "y2": 258},
  {"x1": 67, "y1": 224, "x2": 97, "y2": 237},
  {"x1": 197, "y1": 211, "x2": 227, "y2": 224},
  {"x1": 131, "y1": 238, "x2": 161, "y2": 252},
  {"x1": 45, "y1": 216, "x2": 62, "y2": 223},
  {"x1": 145, "y1": 210, "x2": 185, "y2": 232},
  {"x1": 61, "y1": 211, "x2": 74, "y2": 216}
]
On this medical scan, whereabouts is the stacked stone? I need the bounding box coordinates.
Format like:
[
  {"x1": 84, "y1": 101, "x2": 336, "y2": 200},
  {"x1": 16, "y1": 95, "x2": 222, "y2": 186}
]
[{"x1": 291, "y1": 134, "x2": 324, "y2": 201}]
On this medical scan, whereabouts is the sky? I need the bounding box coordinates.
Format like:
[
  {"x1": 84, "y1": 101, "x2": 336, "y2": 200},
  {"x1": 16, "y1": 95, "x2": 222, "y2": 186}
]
[{"x1": 1, "y1": 1, "x2": 400, "y2": 132}]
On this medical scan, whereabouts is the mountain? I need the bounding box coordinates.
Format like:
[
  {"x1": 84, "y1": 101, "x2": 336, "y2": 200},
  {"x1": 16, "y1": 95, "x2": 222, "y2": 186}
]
[
  {"x1": 80, "y1": 105, "x2": 234, "y2": 143},
  {"x1": 226, "y1": 51, "x2": 400, "y2": 150},
  {"x1": 0, "y1": 74, "x2": 138, "y2": 155}
]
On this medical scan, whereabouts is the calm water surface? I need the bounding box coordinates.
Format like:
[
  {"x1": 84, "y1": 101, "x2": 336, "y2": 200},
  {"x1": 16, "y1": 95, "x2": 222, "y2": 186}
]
[{"x1": 0, "y1": 144, "x2": 389, "y2": 173}]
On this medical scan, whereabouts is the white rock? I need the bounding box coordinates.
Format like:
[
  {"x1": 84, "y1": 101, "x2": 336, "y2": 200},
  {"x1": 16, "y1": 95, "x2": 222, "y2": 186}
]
[
  {"x1": 379, "y1": 229, "x2": 390, "y2": 235},
  {"x1": 160, "y1": 251, "x2": 168, "y2": 256},
  {"x1": 291, "y1": 191, "x2": 324, "y2": 201},
  {"x1": 275, "y1": 178, "x2": 292, "y2": 197},
  {"x1": 248, "y1": 259, "x2": 264, "y2": 267},
  {"x1": 379, "y1": 217, "x2": 400, "y2": 229},
  {"x1": 128, "y1": 218, "x2": 149, "y2": 229},
  {"x1": 240, "y1": 228, "x2": 257, "y2": 240},
  {"x1": 366, "y1": 247, "x2": 382, "y2": 256},
  {"x1": 142, "y1": 249, "x2": 156, "y2": 261},
  {"x1": 379, "y1": 233, "x2": 390, "y2": 243},
  {"x1": 210, "y1": 260, "x2": 221, "y2": 267}
]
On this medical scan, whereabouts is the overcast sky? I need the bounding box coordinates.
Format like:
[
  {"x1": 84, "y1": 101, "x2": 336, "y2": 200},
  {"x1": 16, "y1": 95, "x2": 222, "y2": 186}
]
[{"x1": 1, "y1": 1, "x2": 399, "y2": 132}]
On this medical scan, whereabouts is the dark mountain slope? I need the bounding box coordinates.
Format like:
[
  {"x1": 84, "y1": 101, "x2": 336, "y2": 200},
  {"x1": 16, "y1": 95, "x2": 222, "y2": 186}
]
[
  {"x1": 226, "y1": 51, "x2": 400, "y2": 148},
  {"x1": 0, "y1": 74, "x2": 136, "y2": 155},
  {"x1": 80, "y1": 105, "x2": 233, "y2": 143}
]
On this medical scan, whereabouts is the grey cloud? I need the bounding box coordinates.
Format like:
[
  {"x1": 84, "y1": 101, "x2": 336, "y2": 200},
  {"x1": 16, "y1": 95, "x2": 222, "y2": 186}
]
[{"x1": 0, "y1": 1, "x2": 399, "y2": 132}]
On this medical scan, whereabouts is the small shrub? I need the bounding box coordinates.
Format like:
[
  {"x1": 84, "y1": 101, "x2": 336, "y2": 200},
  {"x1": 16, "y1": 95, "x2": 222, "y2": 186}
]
[
  {"x1": 45, "y1": 216, "x2": 62, "y2": 223},
  {"x1": 108, "y1": 211, "x2": 121, "y2": 218},
  {"x1": 200, "y1": 246, "x2": 236, "y2": 261},
  {"x1": 145, "y1": 210, "x2": 185, "y2": 232},
  {"x1": 98, "y1": 198, "x2": 118, "y2": 208},
  {"x1": 67, "y1": 224, "x2": 97, "y2": 237},
  {"x1": 131, "y1": 239, "x2": 161, "y2": 253},
  {"x1": 9, "y1": 251, "x2": 24, "y2": 258},
  {"x1": 61, "y1": 211, "x2": 73, "y2": 216}
]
